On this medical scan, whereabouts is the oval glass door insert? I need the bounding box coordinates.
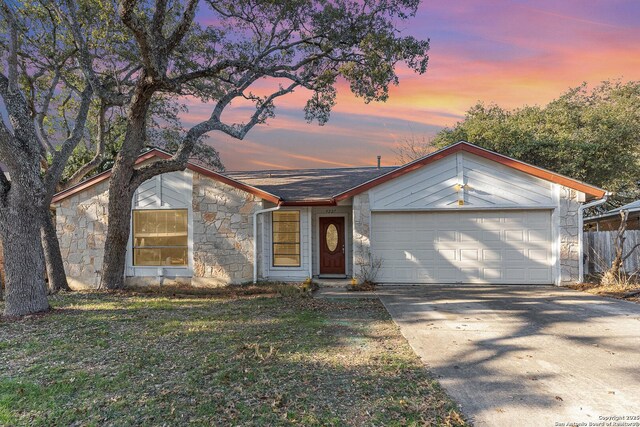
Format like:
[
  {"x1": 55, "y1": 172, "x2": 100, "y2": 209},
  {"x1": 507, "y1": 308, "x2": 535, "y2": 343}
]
[{"x1": 326, "y1": 224, "x2": 338, "y2": 252}]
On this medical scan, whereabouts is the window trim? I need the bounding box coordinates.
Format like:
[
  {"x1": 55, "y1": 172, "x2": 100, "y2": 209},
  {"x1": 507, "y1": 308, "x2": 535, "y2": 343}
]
[
  {"x1": 272, "y1": 210, "x2": 301, "y2": 267},
  {"x1": 132, "y1": 208, "x2": 189, "y2": 267}
]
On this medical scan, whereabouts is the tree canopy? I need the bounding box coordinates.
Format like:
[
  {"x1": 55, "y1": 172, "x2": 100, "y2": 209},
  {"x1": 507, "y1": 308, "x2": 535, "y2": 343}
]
[
  {"x1": 1, "y1": 0, "x2": 430, "y2": 313},
  {"x1": 55, "y1": 0, "x2": 431, "y2": 290},
  {"x1": 430, "y1": 81, "x2": 640, "y2": 206}
]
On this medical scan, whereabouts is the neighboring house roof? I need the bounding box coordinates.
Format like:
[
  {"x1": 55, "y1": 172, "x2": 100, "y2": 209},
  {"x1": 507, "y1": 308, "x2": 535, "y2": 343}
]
[
  {"x1": 52, "y1": 141, "x2": 606, "y2": 206},
  {"x1": 585, "y1": 199, "x2": 640, "y2": 222},
  {"x1": 225, "y1": 167, "x2": 397, "y2": 203}
]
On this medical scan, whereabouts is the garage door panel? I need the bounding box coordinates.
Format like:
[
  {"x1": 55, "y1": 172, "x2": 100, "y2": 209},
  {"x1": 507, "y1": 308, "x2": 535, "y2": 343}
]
[
  {"x1": 436, "y1": 230, "x2": 457, "y2": 243},
  {"x1": 460, "y1": 249, "x2": 479, "y2": 261},
  {"x1": 483, "y1": 268, "x2": 502, "y2": 280},
  {"x1": 505, "y1": 249, "x2": 525, "y2": 261},
  {"x1": 529, "y1": 249, "x2": 549, "y2": 261},
  {"x1": 530, "y1": 268, "x2": 551, "y2": 281},
  {"x1": 438, "y1": 249, "x2": 457, "y2": 261},
  {"x1": 372, "y1": 210, "x2": 553, "y2": 284},
  {"x1": 505, "y1": 269, "x2": 526, "y2": 281}
]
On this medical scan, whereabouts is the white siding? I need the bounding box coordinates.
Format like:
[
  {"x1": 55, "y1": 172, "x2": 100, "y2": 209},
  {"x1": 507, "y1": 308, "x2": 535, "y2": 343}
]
[
  {"x1": 134, "y1": 171, "x2": 192, "y2": 208},
  {"x1": 370, "y1": 152, "x2": 554, "y2": 211}
]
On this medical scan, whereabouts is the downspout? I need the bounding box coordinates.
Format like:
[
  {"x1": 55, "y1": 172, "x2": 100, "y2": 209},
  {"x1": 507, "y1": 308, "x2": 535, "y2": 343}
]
[
  {"x1": 253, "y1": 204, "x2": 281, "y2": 284},
  {"x1": 578, "y1": 193, "x2": 610, "y2": 283},
  {"x1": 308, "y1": 207, "x2": 313, "y2": 279}
]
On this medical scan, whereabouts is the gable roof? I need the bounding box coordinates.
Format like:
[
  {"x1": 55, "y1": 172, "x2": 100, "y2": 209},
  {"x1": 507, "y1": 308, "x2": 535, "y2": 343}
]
[
  {"x1": 51, "y1": 149, "x2": 281, "y2": 204},
  {"x1": 52, "y1": 141, "x2": 606, "y2": 206},
  {"x1": 333, "y1": 141, "x2": 606, "y2": 201}
]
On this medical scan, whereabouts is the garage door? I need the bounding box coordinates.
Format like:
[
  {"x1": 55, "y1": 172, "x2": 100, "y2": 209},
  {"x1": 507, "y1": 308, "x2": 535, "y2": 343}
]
[{"x1": 371, "y1": 210, "x2": 553, "y2": 284}]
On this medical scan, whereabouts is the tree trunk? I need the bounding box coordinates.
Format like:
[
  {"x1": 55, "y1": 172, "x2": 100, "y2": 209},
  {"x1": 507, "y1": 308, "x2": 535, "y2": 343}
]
[
  {"x1": 100, "y1": 166, "x2": 136, "y2": 289},
  {"x1": 601, "y1": 211, "x2": 628, "y2": 286},
  {"x1": 1, "y1": 192, "x2": 50, "y2": 317},
  {"x1": 41, "y1": 209, "x2": 71, "y2": 293},
  {"x1": 99, "y1": 82, "x2": 155, "y2": 289}
]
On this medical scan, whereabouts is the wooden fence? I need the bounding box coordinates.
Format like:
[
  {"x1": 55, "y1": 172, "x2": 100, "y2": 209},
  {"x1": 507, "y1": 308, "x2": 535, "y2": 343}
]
[{"x1": 584, "y1": 230, "x2": 640, "y2": 274}]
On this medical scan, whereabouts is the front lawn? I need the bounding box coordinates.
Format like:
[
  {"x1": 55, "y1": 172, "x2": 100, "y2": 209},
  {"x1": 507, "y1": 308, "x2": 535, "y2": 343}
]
[{"x1": 0, "y1": 290, "x2": 466, "y2": 426}]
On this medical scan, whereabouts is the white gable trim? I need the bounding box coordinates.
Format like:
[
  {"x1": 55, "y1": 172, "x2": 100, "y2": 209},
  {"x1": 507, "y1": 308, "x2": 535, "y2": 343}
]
[{"x1": 369, "y1": 151, "x2": 557, "y2": 211}]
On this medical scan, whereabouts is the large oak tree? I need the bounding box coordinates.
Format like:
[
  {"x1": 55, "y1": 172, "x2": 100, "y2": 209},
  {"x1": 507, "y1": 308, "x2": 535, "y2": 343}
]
[
  {"x1": 0, "y1": 1, "x2": 94, "y2": 315},
  {"x1": 55, "y1": 0, "x2": 430, "y2": 289}
]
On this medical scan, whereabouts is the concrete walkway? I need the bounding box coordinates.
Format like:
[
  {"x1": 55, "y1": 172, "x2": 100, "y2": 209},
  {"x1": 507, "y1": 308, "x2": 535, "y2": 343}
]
[{"x1": 377, "y1": 285, "x2": 640, "y2": 427}]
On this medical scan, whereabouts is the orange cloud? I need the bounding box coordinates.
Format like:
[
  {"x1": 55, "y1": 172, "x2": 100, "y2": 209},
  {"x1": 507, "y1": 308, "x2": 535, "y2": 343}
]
[{"x1": 185, "y1": 1, "x2": 640, "y2": 170}]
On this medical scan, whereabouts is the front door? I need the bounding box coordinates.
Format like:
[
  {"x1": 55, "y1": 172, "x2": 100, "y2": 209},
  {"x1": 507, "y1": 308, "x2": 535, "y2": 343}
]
[{"x1": 319, "y1": 217, "x2": 345, "y2": 275}]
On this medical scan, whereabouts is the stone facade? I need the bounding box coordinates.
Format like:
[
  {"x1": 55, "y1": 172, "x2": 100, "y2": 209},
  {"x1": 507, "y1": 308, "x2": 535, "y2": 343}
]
[
  {"x1": 53, "y1": 169, "x2": 584, "y2": 289},
  {"x1": 55, "y1": 180, "x2": 109, "y2": 289},
  {"x1": 191, "y1": 172, "x2": 262, "y2": 286},
  {"x1": 352, "y1": 193, "x2": 371, "y2": 279},
  {"x1": 54, "y1": 171, "x2": 263, "y2": 289},
  {"x1": 559, "y1": 186, "x2": 581, "y2": 284}
]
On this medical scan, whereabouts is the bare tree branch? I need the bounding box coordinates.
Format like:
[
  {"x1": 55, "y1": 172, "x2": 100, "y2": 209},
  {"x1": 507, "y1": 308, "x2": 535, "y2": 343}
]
[
  {"x1": 0, "y1": 0, "x2": 19, "y2": 92},
  {"x1": 166, "y1": 0, "x2": 198, "y2": 51},
  {"x1": 65, "y1": 102, "x2": 108, "y2": 188},
  {"x1": 151, "y1": 0, "x2": 169, "y2": 39},
  {"x1": 35, "y1": 68, "x2": 61, "y2": 153},
  {"x1": 0, "y1": 74, "x2": 42, "y2": 159},
  {"x1": 44, "y1": 84, "x2": 93, "y2": 195},
  {"x1": 119, "y1": 0, "x2": 158, "y2": 76},
  {"x1": 130, "y1": 81, "x2": 298, "y2": 188},
  {"x1": 623, "y1": 243, "x2": 640, "y2": 262},
  {"x1": 60, "y1": 0, "x2": 128, "y2": 106}
]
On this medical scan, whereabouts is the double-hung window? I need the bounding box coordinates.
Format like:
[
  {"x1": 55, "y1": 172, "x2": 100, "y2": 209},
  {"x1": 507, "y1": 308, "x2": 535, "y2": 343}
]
[
  {"x1": 133, "y1": 209, "x2": 188, "y2": 266},
  {"x1": 272, "y1": 211, "x2": 300, "y2": 267}
]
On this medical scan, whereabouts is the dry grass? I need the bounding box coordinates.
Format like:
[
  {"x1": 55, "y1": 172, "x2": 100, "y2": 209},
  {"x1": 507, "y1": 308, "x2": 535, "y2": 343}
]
[
  {"x1": 347, "y1": 281, "x2": 377, "y2": 292},
  {"x1": 0, "y1": 292, "x2": 467, "y2": 426},
  {"x1": 570, "y1": 279, "x2": 640, "y2": 303}
]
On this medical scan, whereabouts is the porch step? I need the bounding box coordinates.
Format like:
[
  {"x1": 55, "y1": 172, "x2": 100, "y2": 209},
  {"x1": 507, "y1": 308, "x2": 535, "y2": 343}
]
[{"x1": 314, "y1": 278, "x2": 352, "y2": 288}]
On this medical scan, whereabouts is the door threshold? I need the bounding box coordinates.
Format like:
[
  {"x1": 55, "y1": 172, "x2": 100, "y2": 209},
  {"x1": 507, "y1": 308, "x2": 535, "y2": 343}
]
[{"x1": 318, "y1": 275, "x2": 347, "y2": 279}]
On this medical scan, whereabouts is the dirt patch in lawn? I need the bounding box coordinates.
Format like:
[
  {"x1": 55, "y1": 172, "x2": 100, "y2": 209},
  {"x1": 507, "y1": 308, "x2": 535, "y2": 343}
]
[
  {"x1": 0, "y1": 293, "x2": 467, "y2": 426},
  {"x1": 569, "y1": 282, "x2": 640, "y2": 303}
]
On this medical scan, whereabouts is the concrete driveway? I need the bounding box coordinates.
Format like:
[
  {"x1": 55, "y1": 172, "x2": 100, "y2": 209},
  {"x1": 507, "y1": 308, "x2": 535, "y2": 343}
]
[{"x1": 377, "y1": 285, "x2": 640, "y2": 427}]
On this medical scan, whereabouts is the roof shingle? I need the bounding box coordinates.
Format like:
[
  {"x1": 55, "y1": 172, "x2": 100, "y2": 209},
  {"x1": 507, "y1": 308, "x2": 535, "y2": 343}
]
[{"x1": 225, "y1": 166, "x2": 398, "y2": 202}]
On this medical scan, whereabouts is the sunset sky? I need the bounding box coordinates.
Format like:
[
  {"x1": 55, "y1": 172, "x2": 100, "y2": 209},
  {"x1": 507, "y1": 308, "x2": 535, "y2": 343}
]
[{"x1": 191, "y1": 0, "x2": 640, "y2": 171}]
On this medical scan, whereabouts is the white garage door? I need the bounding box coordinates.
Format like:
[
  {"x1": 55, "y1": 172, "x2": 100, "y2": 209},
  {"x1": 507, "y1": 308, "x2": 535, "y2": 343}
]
[{"x1": 371, "y1": 210, "x2": 553, "y2": 284}]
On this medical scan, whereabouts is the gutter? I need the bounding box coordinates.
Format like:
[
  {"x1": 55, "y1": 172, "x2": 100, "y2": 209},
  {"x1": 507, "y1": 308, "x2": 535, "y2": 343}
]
[
  {"x1": 584, "y1": 207, "x2": 640, "y2": 223},
  {"x1": 253, "y1": 204, "x2": 281, "y2": 284},
  {"x1": 578, "y1": 193, "x2": 610, "y2": 283},
  {"x1": 279, "y1": 199, "x2": 336, "y2": 206}
]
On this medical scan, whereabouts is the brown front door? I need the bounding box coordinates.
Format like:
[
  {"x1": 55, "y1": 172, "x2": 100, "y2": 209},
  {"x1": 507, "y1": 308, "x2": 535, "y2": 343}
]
[{"x1": 319, "y1": 217, "x2": 345, "y2": 275}]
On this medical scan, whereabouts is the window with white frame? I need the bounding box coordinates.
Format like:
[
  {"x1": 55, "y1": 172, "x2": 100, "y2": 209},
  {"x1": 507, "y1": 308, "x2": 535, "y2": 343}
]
[
  {"x1": 133, "y1": 209, "x2": 188, "y2": 266},
  {"x1": 272, "y1": 211, "x2": 300, "y2": 267}
]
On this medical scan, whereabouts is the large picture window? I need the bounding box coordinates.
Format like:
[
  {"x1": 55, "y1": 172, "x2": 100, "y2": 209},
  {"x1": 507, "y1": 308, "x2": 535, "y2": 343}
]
[
  {"x1": 272, "y1": 211, "x2": 300, "y2": 267},
  {"x1": 133, "y1": 209, "x2": 188, "y2": 266}
]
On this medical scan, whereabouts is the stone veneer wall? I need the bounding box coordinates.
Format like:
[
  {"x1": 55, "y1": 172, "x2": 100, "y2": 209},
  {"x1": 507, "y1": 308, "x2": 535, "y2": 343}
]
[
  {"x1": 191, "y1": 172, "x2": 262, "y2": 286},
  {"x1": 352, "y1": 193, "x2": 371, "y2": 280},
  {"x1": 559, "y1": 186, "x2": 580, "y2": 285},
  {"x1": 55, "y1": 180, "x2": 109, "y2": 289}
]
